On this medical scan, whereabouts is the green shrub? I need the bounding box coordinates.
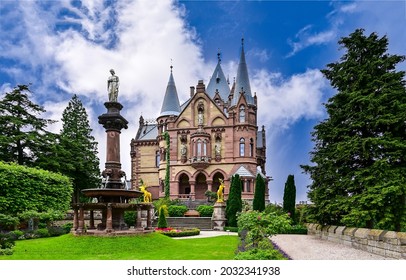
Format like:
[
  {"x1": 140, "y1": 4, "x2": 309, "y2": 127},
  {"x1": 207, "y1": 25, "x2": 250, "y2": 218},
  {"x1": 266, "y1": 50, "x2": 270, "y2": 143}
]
[
  {"x1": 234, "y1": 248, "x2": 287, "y2": 260},
  {"x1": 34, "y1": 228, "x2": 50, "y2": 238},
  {"x1": 204, "y1": 190, "x2": 217, "y2": 202},
  {"x1": 0, "y1": 248, "x2": 14, "y2": 255},
  {"x1": 196, "y1": 205, "x2": 213, "y2": 217},
  {"x1": 224, "y1": 226, "x2": 238, "y2": 232},
  {"x1": 62, "y1": 222, "x2": 73, "y2": 233},
  {"x1": 0, "y1": 233, "x2": 15, "y2": 254},
  {"x1": 48, "y1": 226, "x2": 68, "y2": 237},
  {"x1": 281, "y1": 224, "x2": 308, "y2": 234},
  {"x1": 124, "y1": 211, "x2": 137, "y2": 227},
  {"x1": 8, "y1": 230, "x2": 24, "y2": 240},
  {"x1": 0, "y1": 214, "x2": 19, "y2": 231},
  {"x1": 167, "y1": 205, "x2": 188, "y2": 217}
]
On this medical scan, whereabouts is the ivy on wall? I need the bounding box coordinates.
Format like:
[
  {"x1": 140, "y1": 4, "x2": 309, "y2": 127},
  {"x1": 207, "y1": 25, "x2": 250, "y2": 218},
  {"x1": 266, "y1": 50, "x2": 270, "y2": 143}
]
[{"x1": 163, "y1": 131, "x2": 170, "y2": 199}]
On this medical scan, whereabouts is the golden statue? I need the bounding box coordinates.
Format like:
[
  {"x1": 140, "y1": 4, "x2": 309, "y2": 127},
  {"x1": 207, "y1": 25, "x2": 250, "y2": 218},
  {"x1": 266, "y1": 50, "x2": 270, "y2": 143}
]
[
  {"x1": 217, "y1": 178, "x2": 225, "y2": 202},
  {"x1": 139, "y1": 179, "x2": 152, "y2": 203}
]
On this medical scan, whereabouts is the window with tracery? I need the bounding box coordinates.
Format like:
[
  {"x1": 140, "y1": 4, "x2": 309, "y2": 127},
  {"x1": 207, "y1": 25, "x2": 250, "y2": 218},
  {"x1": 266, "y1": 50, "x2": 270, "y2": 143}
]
[
  {"x1": 240, "y1": 138, "x2": 245, "y2": 156},
  {"x1": 239, "y1": 105, "x2": 246, "y2": 122}
]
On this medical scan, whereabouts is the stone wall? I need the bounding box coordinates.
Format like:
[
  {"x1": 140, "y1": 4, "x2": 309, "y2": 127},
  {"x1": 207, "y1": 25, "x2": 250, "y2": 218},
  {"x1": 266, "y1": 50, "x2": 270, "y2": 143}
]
[{"x1": 306, "y1": 223, "x2": 406, "y2": 259}]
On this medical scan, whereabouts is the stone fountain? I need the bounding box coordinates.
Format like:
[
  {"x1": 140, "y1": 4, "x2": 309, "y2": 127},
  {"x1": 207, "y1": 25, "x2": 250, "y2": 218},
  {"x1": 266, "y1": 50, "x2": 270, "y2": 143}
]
[{"x1": 72, "y1": 69, "x2": 154, "y2": 235}]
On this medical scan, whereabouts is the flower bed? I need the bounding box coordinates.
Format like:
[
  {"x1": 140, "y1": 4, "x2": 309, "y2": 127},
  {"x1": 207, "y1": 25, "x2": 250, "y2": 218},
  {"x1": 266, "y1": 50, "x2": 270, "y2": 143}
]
[{"x1": 155, "y1": 227, "x2": 200, "y2": 237}]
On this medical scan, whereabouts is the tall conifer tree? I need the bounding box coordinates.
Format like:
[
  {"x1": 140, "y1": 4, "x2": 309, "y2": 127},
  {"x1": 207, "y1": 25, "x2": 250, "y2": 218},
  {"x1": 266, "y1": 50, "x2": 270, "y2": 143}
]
[
  {"x1": 253, "y1": 174, "x2": 266, "y2": 211},
  {"x1": 226, "y1": 174, "x2": 243, "y2": 227},
  {"x1": 283, "y1": 175, "x2": 296, "y2": 221},
  {"x1": 302, "y1": 29, "x2": 406, "y2": 231},
  {"x1": 60, "y1": 94, "x2": 100, "y2": 203},
  {"x1": 0, "y1": 85, "x2": 55, "y2": 166}
]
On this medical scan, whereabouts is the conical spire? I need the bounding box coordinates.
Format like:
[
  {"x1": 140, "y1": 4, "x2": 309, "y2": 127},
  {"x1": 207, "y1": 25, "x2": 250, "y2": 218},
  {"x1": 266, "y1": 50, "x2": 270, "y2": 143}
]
[
  {"x1": 159, "y1": 66, "x2": 181, "y2": 117},
  {"x1": 231, "y1": 38, "x2": 255, "y2": 106},
  {"x1": 206, "y1": 51, "x2": 230, "y2": 101}
]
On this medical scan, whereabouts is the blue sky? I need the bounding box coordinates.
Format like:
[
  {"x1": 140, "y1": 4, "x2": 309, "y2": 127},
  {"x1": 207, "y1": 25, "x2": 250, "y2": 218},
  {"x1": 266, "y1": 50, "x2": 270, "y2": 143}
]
[{"x1": 1, "y1": 0, "x2": 405, "y2": 204}]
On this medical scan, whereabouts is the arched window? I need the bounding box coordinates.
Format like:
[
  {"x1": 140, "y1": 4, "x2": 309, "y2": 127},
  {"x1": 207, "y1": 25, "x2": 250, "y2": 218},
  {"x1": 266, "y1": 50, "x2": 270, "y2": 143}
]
[
  {"x1": 239, "y1": 138, "x2": 245, "y2": 156},
  {"x1": 239, "y1": 105, "x2": 246, "y2": 122},
  {"x1": 250, "y1": 138, "x2": 254, "y2": 157}
]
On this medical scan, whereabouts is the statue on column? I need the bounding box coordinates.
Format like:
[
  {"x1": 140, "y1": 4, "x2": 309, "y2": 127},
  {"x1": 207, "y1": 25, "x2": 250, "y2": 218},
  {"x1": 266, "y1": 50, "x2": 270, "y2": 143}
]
[{"x1": 107, "y1": 69, "x2": 119, "y2": 102}]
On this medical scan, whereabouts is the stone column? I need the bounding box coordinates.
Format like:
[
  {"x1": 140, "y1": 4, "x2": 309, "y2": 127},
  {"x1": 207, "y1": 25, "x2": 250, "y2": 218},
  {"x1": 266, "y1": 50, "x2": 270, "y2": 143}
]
[
  {"x1": 89, "y1": 210, "x2": 95, "y2": 229},
  {"x1": 106, "y1": 203, "x2": 113, "y2": 232},
  {"x1": 136, "y1": 206, "x2": 142, "y2": 229},
  {"x1": 146, "y1": 205, "x2": 152, "y2": 230},
  {"x1": 190, "y1": 181, "x2": 196, "y2": 201},
  {"x1": 212, "y1": 202, "x2": 227, "y2": 231},
  {"x1": 77, "y1": 206, "x2": 85, "y2": 234},
  {"x1": 73, "y1": 207, "x2": 78, "y2": 231}
]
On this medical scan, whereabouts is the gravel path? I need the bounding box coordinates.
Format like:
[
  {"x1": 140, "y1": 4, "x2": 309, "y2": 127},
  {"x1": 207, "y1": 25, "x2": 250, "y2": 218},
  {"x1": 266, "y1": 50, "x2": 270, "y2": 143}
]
[{"x1": 271, "y1": 234, "x2": 395, "y2": 260}]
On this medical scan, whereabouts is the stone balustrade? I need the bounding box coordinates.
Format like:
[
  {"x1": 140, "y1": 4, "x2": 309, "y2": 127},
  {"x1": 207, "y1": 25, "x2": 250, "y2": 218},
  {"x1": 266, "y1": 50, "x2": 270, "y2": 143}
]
[{"x1": 306, "y1": 223, "x2": 406, "y2": 259}]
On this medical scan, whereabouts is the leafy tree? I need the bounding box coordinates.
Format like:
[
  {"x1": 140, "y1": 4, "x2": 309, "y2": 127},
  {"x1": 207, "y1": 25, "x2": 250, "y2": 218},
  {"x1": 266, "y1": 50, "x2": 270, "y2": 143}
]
[
  {"x1": 282, "y1": 175, "x2": 296, "y2": 222},
  {"x1": 226, "y1": 174, "x2": 242, "y2": 227},
  {"x1": 59, "y1": 94, "x2": 101, "y2": 203},
  {"x1": 253, "y1": 174, "x2": 266, "y2": 211},
  {"x1": 302, "y1": 29, "x2": 406, "y2": 231},
  {"x1": 0, "y1": 85, "x2": 56, "y2": 166}
]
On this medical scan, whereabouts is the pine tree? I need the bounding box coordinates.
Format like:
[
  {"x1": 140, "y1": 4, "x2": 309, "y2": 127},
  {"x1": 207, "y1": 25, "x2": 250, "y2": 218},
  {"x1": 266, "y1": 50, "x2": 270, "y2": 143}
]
[
  {"x1": 157, "y1": 206, "x2": 168, "y2": 229},
  {"x1": 0, "y1": 85, "x2": 56, "y2": 166},
  {"x1": 283, "y1": 175, "x2": 296, "y2": 221},
  {"x1": 302, "y1": 29, "x2": 406, "y2": 231},
  {"x1": 226, "y1": 174, "x2": 242, "y2": 227},
  {"x1": 60, "y1": 94, "x2": 101, "y2": 203},
  {"x1": 253, "y1": 174, "x2": 266, "y2": 211}
]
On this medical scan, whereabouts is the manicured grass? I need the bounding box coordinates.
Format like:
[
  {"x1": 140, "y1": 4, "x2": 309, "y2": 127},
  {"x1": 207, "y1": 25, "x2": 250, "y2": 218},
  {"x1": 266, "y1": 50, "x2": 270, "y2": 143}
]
[{"x1": 0, "y1": 233, "x2": 239, "y2": 260}]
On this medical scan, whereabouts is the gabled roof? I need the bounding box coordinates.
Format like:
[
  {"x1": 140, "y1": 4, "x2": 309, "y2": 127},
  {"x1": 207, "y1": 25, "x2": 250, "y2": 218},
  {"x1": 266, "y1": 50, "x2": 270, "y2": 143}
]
[
  {"x1": 233, "y1": 165, "x2": 255, "y2": 178},
  {"x1": 231, "y1": 39, "x2": 255, "y2": 107},
  {"x1": 160, "y1": 69, "x2": 181, "y2": 117},
  {"x1": 206, "y1": 58, "x2": 230, "y2": 102}
]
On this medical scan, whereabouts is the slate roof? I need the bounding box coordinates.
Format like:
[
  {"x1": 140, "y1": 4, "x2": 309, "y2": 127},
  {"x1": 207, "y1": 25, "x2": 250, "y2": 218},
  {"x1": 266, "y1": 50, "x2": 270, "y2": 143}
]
[
  {"x1": 160, "y1": 70, "x2": 181, "y2": 117},
  {"x1": 206, "y1": 60, "x2": 230, "y2": 102},
  {"x1": 137, "y1": 123, "x2": 158, "y2": 141},
  {"x1": 231, "y1": 40, "x2": 255, "y2": 107}
]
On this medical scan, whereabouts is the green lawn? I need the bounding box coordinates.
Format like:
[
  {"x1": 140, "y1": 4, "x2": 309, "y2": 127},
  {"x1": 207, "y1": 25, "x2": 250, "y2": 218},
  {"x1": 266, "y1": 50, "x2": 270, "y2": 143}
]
[{"x1": 0, "y1": 233, "x2": 239, "y2": 260}]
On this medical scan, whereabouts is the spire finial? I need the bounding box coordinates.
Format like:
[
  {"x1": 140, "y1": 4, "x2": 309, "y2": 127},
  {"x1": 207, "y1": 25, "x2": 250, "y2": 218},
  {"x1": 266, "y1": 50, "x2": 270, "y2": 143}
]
[
  {"x1": 170, "y1": 59, "x2": 173, "y2": 72},
  {"x1": 217, "y1": 49, "x2": 221, "y2": 63},
  {"x1": 241, "y1": 36, "x2": 244, "y2": 47}
]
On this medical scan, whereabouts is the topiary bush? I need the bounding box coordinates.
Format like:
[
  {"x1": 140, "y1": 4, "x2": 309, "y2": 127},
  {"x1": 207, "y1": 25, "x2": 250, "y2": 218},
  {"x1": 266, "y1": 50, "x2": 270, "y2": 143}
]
[
  {"x1": 196, "y1": 205, "x2": 214, "y2": 217},
  {"x1": 157, "y1": 206, "x2": 168, "y2": 229},
  {"x1": 167, "y1": 205, "x2": 188, "y2": 217}
]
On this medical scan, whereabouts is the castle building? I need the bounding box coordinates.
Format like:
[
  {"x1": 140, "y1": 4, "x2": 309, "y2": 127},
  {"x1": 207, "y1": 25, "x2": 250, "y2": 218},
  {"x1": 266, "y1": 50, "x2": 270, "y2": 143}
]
[{"x1": 130, "y1": 40, "x2": 269, "y2": 203}]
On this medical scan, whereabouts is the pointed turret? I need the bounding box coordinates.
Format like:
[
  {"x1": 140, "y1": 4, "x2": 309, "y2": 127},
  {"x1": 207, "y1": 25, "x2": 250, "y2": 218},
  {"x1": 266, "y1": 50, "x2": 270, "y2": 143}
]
[
  {"x1": 206, "y1": 51, "x2": 230, "y2": 101},
  {"x1": 231, "y1": 38, "x2": 255, "y2": 107},
  {"x1": 159, "y1": 66, "x2": 181, "y2": 117}
]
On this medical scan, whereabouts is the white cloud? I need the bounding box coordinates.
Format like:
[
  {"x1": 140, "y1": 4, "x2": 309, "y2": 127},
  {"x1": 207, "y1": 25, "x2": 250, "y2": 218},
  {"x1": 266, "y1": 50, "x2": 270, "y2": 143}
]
[{"x1": 252, "y1": 68, "x2": 328, "y2": 130}]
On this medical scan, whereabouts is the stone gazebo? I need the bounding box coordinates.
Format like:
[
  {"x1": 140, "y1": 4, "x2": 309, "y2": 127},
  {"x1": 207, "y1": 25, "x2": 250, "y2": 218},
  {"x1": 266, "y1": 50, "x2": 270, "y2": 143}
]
[{"x1": 72, "y1": 70, "x2": 154, "y2": 235}]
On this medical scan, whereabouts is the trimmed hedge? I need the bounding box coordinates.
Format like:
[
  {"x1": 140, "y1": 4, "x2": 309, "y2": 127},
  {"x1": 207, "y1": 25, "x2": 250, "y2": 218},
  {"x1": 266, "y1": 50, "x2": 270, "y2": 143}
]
[
  {"x1": 167, "y1": 205, "x2": 188, "y2": 217},
  {"x1": 0, "y1": 161, "x2": 73, "y2": 215},
  {"x1": 196, "y1": 205, "x2": 214, "y2": 217},
  {"x1": 158, "y1": 228, "x2": 200, "y2": 237}
]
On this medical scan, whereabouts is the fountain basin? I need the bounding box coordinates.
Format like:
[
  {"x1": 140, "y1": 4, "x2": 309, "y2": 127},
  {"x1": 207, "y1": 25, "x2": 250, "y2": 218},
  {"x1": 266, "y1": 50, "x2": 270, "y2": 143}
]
[{"x1": 82, "y1": 188, "x2": 142, "y2": 198}]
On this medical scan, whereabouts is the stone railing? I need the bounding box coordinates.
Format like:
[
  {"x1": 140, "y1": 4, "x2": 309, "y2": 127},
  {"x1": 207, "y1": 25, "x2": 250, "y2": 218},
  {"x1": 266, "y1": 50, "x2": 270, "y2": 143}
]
[{"x1": 306, "y1": 223, "x2": 406, "y2": 259}]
